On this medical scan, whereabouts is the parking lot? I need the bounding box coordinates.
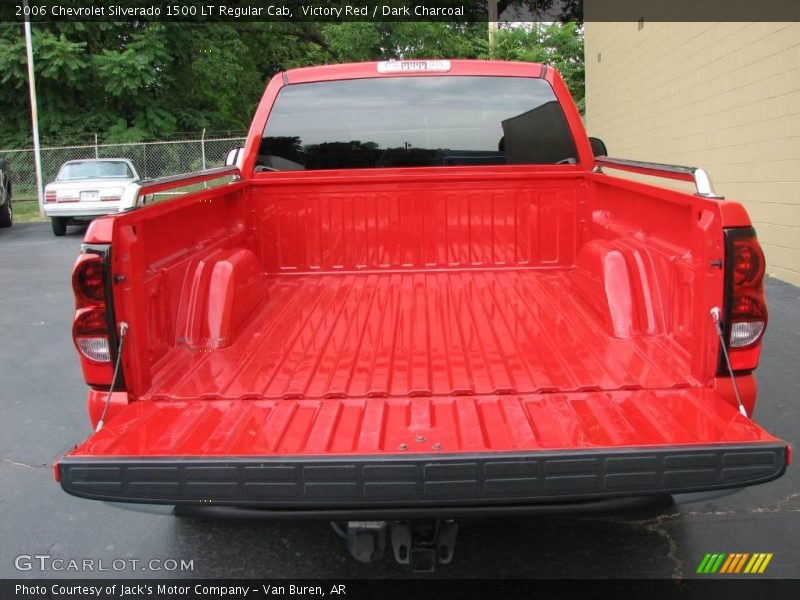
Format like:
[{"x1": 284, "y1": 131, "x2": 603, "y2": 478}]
[{"x1": 0, "y1": 220, "x2": 797, "y2": 579}]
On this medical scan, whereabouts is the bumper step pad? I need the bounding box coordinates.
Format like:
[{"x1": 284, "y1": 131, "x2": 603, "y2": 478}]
[{"x1": 59, "y1": 443, "x2": 788, "y2": 508}]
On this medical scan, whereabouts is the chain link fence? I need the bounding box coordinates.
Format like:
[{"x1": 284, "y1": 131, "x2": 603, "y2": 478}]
[{"x1": 0, "y1": 135, "x2": 246, "y2": 201}]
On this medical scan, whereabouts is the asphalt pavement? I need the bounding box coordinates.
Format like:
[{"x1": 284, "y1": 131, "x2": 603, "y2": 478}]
[{"x1": 1, "y1": 221, "x2": 798, "y2": 579}]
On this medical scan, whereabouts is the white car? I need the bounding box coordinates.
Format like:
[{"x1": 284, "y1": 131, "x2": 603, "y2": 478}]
[{"x1": 43, "y1": 159, "x2": 139, "y2": 236}]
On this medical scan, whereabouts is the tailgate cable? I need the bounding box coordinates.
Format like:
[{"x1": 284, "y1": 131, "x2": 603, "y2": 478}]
[
  {"x1": 710, "y1": 307, "x2": 747, "y2": 417},
  {"x1": 96, "y1": 321, "x2": 128, "y2": 432}
]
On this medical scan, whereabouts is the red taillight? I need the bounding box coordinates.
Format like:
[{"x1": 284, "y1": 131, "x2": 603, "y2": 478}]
[
  {"x1": 732, "y1": 239, "x2": 765, "y2": 286},
  {"x1": 72, "y1": 254, "x2": 106, "y2": 305},
  {"x1": 71, "y1": 251, "x2": 115, "y2": 386},
  {"x1": 73, "y1": 307, "x2": 111, "y2": 363},
  {"x1": 45, "y1": 191, "x2": 57, "y2": 203},
  {"x1": 726, "y1": 231, "x2": 768, "y2": 370},
  {"x1": 731, "y1": 293, "x2": 767, "y2": 322}
]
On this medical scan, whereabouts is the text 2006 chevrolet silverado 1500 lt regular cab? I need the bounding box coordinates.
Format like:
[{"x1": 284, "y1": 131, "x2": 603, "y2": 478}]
[{"x1": 56, "y1": 60, "x2": 788, "y2": 569}]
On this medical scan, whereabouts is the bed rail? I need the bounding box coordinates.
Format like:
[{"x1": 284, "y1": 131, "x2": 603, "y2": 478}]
[
  {"x1": 593, "y1": 156, "x2": 723, "y2": 199},
  {"x1": 119, "y1": 166, "x2": 241, "y2": 210}
]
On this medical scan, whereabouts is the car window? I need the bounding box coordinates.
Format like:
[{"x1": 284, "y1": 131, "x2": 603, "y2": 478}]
[
  {"x1": 57, "y1": 161, "x2": 133, "y2": 180},
  {"x1": 258, "y1": 76, "x2": 578, "y2": 170}
]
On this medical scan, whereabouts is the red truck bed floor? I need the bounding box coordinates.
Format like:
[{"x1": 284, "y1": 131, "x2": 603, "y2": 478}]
[
  {"x1": 147, "y1": 268, "x2": 694, "y2": 401},
  {"x1": 72, "y1": 389, "x2": 778, "y2": 457}
]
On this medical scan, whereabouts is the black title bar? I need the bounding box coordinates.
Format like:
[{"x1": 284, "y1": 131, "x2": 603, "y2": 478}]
[
  {"x1": 4, "y1": 579, "x2": 800, "y2": 600},
  {"x1": 3, "y1": 0, "x2": 800, "y2": 23}
]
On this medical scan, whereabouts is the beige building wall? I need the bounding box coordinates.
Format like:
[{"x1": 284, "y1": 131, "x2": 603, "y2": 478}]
[{"x1": 584, "y1": 21, "x2": 800, "y2": 286}]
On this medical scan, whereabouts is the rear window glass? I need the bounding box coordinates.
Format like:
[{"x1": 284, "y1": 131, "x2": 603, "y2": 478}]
[
  {"x1": 58, "y1": 161, "x2": 133, "y2": 180},
  {"x1": 258, "y1": 76, "x2": 578, "y2": 171}
]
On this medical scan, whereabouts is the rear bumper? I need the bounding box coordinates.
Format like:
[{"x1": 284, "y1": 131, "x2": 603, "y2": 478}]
[
  {"x1": 58, "y1": 443, "x2": 788, "y2": 510},
  {"x1": 43, "y1": 202, "x2": 119, "y2": 219}
]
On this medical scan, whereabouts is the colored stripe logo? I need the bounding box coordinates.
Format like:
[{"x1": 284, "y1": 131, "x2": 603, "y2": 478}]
[{"x1": 696, "y1": 553, "x2": 773, "y2": 574}]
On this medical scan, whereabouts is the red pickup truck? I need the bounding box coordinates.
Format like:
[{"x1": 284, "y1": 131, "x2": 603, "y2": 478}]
[{"x1": 57, "y1": 60, "x2": 788, "y2": 570}]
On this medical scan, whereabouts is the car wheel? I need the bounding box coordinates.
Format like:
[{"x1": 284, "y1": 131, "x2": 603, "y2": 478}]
[
  {"x1": 0, "y1": 183, "x2": 10, "y2": 228},
  {"x1": 51, "y1": 217, "x2": 67, "y2": 236}
]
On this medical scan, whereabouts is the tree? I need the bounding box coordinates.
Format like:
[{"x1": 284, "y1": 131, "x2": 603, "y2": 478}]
[
  {"x1": 480, "y1": 22, "x2": 585, "y2": 112},
  {"x1": 0, "y1": 22, "x2": 324, "y2": 146},
  {"x1": 0, "y1": 20, "x2": 584, "y2": 148}
]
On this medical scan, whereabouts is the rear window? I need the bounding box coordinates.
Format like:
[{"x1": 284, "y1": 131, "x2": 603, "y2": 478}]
[
  {"x1": 258, "y1": 76, "x2": 578, "y2": 171},
  {"x1": 58, "y1": 161, "x2": 133, "y2": 180}
]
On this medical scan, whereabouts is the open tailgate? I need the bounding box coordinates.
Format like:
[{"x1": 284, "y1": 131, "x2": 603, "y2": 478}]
[{"x1": 57, "y1": 388, "x2": 788, "y2": 508}]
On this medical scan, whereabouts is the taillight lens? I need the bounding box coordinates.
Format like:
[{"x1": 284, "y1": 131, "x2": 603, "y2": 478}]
[
  {"x1": 58, "y1": 191, "x2": 78, "y2": 202},
  {"x1": 71, "y1": 249, "x2": 116, "y2": 387},
  {"x1": 732, "y1": 239, "x2": 765, "y2": 286},
  {"x1": 73, "y1": 307, "x2": 111, "y2": 363},
  {"x1": 730, "y1": 292, "x2": 767, "y2": 348},
  {"x1": 72, "y1": 254, "x2": 105, "y2": 305},
  {"x1": 725, "y1": 231, "x2": 768, "y2": 370},
  {"x1": 45, "y1": 191, "x2": 57, "y2": 203},
  {"x1": 100, "y1": 188, "x2": 123, "y2": 202},
  {"x1": 77, "y1": 338, "x2": 111, "y2": 362},
  {"x1": 730, "y1": 321, "x2": 766, "y2": 348}
]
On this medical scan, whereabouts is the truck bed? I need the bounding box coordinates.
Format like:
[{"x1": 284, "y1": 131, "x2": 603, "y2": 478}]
[
  {"x1": 147, "y1": 268, "x2": 694, "y2": 402},
  {"x1": 58, "y1": 60, "x2": 788, "y2": 515},
  {"x1": 63, "y1": 255, "x2": 789, "y2": 509}
]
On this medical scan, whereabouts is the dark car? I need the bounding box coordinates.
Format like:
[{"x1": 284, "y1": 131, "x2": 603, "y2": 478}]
[{"x1": 0, "y1": 157, "x2": 12, "y2": 228}]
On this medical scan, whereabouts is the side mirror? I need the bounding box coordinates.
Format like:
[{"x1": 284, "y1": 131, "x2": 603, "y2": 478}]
[
  {"x1": 589, "y1": 137, "x2": 608, "y2": 157},
  {"x1": 225, "y1": 147, "x2": 244, "y2": 168}
]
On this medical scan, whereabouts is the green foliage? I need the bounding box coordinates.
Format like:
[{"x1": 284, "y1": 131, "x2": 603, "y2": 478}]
[
  {"x1": 323, "y1": 22, "x2": 487, "y2": 61},
  {"x1": 483, "y1": 23, "x2": 585, "y2": 112},
  {"x1": 0, "y1": 21, "x2": 584, "y2": 148}
]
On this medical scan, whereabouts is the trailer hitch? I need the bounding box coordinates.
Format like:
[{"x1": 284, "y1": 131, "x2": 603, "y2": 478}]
[
  {"x1": 390, "y1": 519, "x2": 458, "y2": 572},
  {"x1": 336, "y1": 519, "x2": 458, "y2": 572}
]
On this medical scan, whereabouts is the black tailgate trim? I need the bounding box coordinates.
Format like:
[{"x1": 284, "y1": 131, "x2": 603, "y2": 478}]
[{"x1": 59, "y1": 444, "x2": 788, "y2": 508}]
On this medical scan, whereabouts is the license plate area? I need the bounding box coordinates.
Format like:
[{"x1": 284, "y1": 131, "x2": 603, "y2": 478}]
[{"x1": 80, "y1": 191, "x2": 100, "y2": 202}]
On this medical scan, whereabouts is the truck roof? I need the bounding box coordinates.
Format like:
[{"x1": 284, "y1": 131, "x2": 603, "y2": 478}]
[
  {"x1": 62, "y1": 158, "x2": 135, "y2": 164},
  {"x1": 282, "y1": 59, "x2": 548, "y2": 85}
]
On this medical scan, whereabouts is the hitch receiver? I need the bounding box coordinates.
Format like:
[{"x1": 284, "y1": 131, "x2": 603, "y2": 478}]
[
  {"x1": 391, "y1": 520, "x2": 458, "y2": 572},
  {"x1": 341, "y1": 519, "x2": 458, "y2": 571}
]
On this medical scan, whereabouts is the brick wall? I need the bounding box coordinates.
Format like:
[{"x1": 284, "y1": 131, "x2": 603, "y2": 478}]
[{"x1": 585, "y1": 21, "x2": 800, "y2": 285}]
